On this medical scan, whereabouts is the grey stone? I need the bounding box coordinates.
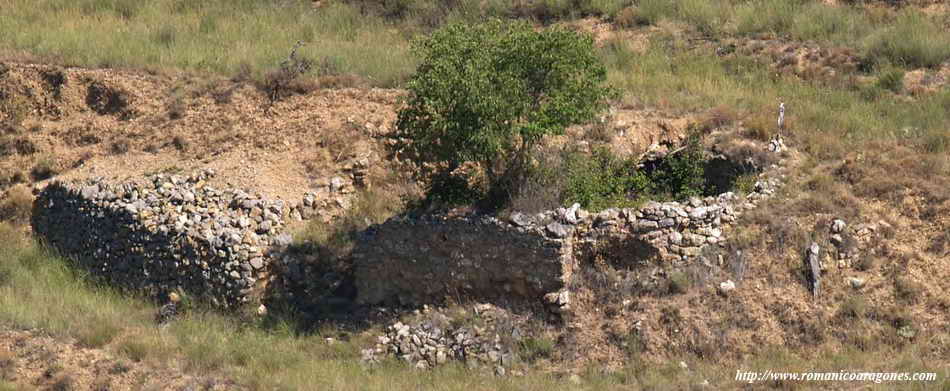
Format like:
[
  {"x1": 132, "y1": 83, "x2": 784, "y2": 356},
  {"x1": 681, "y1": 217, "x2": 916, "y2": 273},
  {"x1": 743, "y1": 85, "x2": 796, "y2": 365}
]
[
  {"x1": 669, "y1": 231, "x2": 683, "y2": 246},
  {"x1": 848, "y1": 277, "x2": 865, "y2": 289},
  {"x1": 545, "y1": 222, "x2": 569, "y2": 238},
  {"x1": 509, "y1": 212, "x2": 533, "y2": 227},
  {"x1": 249, "y1": 257, "x2": 264, "y2": 270},
  {"x1": 330, "y1": 177, "x2": 346, "y2": 192},
  {"x1": 636, "y1": 220, "x2": 659, "y2": 232}
]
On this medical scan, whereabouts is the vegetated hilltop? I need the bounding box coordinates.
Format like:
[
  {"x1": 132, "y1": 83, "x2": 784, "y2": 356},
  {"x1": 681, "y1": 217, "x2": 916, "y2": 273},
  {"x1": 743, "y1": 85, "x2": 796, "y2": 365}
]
[{"x1": 1, "y1": 0, "x2": 949, "y2": 390}]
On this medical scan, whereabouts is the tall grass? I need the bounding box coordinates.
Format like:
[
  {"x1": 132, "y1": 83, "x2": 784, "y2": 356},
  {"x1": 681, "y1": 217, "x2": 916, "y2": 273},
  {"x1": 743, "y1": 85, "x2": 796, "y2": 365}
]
[
  {"x1": 600, "y1": 35, "x2": 950, "y2": 157},
  {"x1": 864, "y1": 10, "x2": 950, "y2": 68},
  {"x1": 635, "y1": 0, "x2": 950, "y2": 70},
  {"x1": 0, "y1": 0, "x2": 416, "y2": 86},
  {"x1": 633, "y1": 0, "x2": 730, "y2": 35}
]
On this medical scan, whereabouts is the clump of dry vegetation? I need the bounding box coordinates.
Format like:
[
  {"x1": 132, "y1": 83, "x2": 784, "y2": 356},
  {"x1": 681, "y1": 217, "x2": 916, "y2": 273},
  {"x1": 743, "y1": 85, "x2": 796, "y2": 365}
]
[{"x1": 0, "y1": 185, "x2": 31, "y2": 224}]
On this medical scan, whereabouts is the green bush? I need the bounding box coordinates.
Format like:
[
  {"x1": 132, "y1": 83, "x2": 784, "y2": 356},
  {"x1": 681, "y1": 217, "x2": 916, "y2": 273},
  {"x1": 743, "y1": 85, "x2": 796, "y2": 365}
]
[
  {"x1": 391, "y1": 19, "x2": 615, "y2": 209},
  {"x1": 562, "y1": 147, "x2": 647, "y2": 211},
  {"x1": 646, "y1": 132, "x2": 707, "y2": 200},
  {"x1": 875, "y1": 67, "x2": 904, "y2": 93}
]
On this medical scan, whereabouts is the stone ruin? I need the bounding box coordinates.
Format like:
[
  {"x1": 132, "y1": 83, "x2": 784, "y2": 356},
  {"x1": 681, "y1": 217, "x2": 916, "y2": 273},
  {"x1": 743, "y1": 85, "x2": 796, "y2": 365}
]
[
  {"x1": 26, "y1": 132, "x2": 789, "y2": 370},
  {"x1": 351, "y1": 177, "x2": 783, "y2": 311},
  {"x1": 31, "y1": 170, "x2": 300, "y2": 307}
]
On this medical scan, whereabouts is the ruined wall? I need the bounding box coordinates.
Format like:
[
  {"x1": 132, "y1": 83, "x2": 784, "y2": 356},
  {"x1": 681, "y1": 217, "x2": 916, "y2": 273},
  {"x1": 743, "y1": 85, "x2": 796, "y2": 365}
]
[
  {"x1": 352, "y1": 212, "x2": 576, "y2": 307},
  {"x1": 352, "y1": 177, "x2": 782, "y2": 308},
  {"x1": 31, "y1": 171, "x2": 293, "y2": 308}
]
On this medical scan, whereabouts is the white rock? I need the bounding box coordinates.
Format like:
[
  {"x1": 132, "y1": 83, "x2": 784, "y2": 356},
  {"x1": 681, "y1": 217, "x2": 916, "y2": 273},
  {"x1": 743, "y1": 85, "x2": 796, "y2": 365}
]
[
  {"x1": 848, "y1": 277, "x2": 865, "y2": 289},
  {"x1": 831, "y1": 219, "x2": 846, "y2": 233},
  {"x1": 718, "y1": 280, "x2": 736, "y2": 295}
]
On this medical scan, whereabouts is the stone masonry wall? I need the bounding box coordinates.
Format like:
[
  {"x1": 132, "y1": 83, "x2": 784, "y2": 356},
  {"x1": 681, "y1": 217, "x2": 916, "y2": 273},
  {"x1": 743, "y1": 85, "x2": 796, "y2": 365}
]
[
  {"x1": 352, "y1": 176, "x2": 782, "y2": 309},
  {"x1": 352, "y1": 212, "x2": 576, "y2": 307},
  {"x1": 31, "y1": 170, "x2": 293, "y2": 308}
]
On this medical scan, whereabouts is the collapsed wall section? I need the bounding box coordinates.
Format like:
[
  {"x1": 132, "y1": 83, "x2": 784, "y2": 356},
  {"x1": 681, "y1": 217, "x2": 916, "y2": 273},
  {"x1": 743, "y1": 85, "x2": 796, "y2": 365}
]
[{"x1": 31, "y1": 171, "x2": 292, "y2": 308}]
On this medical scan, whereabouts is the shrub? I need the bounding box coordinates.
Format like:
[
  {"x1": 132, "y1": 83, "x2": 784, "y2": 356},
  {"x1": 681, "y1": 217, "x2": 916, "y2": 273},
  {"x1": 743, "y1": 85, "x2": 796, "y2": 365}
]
[
  {"x1": 562, "y1": 147, "x2": 647, "y2": 211},
  {"x1": 0, "y1": 185, "x2": 32, "y2": 223},
  {"x1": 0, "y1": 91, "x2": 29, "y2": 134},
  {"x1": 390, "y1": 19, "x2": 615, "y2": 209},
  {"x1": 646, "y1": 132, "x2": 707, "y2": 200},
  {"x1": 838, "y1": 296, "x2": 867, "y2": 320},
  {"x1": 109, "y1": 139, "x2": 130, "y2": 155},
  {"x1": 893, "y1": 277, "x2": 923, "y2": 304},
  {"x1": 875, "y1": 67, "x2": 904, "y2": 93},
  {"x1": 259, "y1": 41, "x2": 314, "y2": 109},
  {"x1": 30, "y1": 156, "x2": 59, "y2": 181},
  {"x1": 85, "y1": 82, "x2": 131, "y2": 118},
  {"x1": 665, "y1": 270, "x2": 690, "y2": 295}
]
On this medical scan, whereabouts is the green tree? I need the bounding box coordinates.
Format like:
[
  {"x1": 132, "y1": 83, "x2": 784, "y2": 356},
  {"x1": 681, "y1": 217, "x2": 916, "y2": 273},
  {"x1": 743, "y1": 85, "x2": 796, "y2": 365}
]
[{"x1": 390, "y1": 19, "x2": 615, "y2": 208}]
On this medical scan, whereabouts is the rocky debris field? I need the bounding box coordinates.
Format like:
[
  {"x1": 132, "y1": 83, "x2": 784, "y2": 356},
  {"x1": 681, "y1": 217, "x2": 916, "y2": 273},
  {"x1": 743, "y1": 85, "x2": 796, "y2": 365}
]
[{"x1": 361, "y1": 304, "x2": 533, "y2": 376}]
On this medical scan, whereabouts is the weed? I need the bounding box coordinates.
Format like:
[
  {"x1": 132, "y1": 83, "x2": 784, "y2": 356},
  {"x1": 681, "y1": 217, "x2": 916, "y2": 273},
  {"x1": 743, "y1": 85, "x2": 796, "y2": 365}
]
[
  {"x1": 0, "y1": 136, "x2": 36, "y2": 157},
  {"x1": 171, "y1": 135, "x2": 189, "y2": 152},
  {"x1": 701, "y1": 104, "x2": 737, "y2": 131},
  {"x1": 75, "y1": 320, "x2": 122, "y2": 348},
  {"x1": 166, "y1": 96, "x2": 185, "y2": 120},
  {"x1": 562, "y1": 147, "x2": 646, "y2": 211},
  {"x1": 665, "y1": 270, "x2": 691, "y2": 295},
  {"x1": 110, "y1": 138, "x2": 130, "y2": 155},
  {"x1": 50, "y1": 372, "x2": 75, "y2": 391},
  {"x1": 838, "y1": 296, "x2": 868, "y2": 320},
  {"x1": 85, "y1": 82, "x2": 131, "y2": 118},
  {"x1": 118, "y1": 339, "x2": 152, "y2": 363},
  {"x1": 30, "y1": 156, "x2": 58, "y2": 181},
  {"x1": 0, "y1": 92, "x2": 29, "y2": 134},
  {"x1": 614, "y1": 6, "x2": 641, "y2": 28},
  {"x1": 893, "y1": 277, "x2": 923, "y2": 304},
  {"x1": 853, "y1": 254, "x2": 878, "y2": 272},
  {"x1": 259, "y1": 41, "x2": 313, "y2": 110},
  {"x1": 0, "y1": 348, "x2": 13, "y2": 381},
  {"x1": 875, "y1": 67, "x2": 904, "y2": 93},
  {"x1": 40, "y1": 70, "x2": 66, "y2": 98},
  {"x1": 519, "y1": 336, "x2": 555, "y2": 362},
  {"x1": 732, "y1": 173, "x2": 757, "y2": 196},
  {"x1": 620, "y1": 330, "x2": 646, "y2": 357}
]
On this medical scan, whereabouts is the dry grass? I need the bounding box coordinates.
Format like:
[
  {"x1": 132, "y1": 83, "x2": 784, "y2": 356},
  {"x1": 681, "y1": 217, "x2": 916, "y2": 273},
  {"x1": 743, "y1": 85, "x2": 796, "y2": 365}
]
[
  {"x1": 0, "y1": 348, "x2": 13, "y2": 382},
  {"x1": 29, "y1": 156, "x2": 59, "y2": 182},
  {"x1": 0, "y1": 185, "x2": 31, "y2": 224},
  {"x1": 0, "y1": 0, "x2": 416, "y2": 87}
]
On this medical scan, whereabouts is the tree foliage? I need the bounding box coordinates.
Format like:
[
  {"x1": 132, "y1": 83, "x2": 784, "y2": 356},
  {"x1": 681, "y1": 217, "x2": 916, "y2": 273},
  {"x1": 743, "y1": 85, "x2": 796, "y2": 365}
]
[{"x1": 390, "y1": 19, "x2": 615, "y2": 208}]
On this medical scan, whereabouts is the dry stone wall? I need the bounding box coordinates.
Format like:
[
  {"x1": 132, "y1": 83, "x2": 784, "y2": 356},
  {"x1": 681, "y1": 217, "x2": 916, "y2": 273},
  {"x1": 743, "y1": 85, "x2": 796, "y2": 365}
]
[
  {"x1": 352, "y1": 176, "x2": 782, "y2": 309},
  {"x1": 31, "y1": 170, "x2": 294, "y2": 308},
  {"x1": 352, "y1": 212, "x2": 576, "y2": 307}
]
